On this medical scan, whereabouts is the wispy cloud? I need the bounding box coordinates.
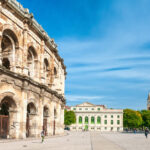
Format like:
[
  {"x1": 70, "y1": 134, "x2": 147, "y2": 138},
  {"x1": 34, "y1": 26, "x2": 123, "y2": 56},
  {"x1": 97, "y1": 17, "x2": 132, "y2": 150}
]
[{"x1": 66, "y1": 95, "x2": 104, "y2": 102}]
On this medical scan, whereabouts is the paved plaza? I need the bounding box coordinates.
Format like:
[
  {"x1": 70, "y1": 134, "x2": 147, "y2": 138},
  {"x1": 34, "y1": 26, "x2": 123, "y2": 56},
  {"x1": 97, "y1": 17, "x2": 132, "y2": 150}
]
[{"x1": 0, "y1": 132, "x2": 150, "y2": 150}]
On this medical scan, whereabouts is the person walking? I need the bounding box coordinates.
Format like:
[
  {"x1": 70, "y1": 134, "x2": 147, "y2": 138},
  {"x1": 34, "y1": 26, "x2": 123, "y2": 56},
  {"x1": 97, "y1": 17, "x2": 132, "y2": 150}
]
[
  {"x1": 41, "y1": 130, "x2": 45, "y2": 143},
  {"x1": 145, "y1": 128, "x2": 149, "y2": 138}
]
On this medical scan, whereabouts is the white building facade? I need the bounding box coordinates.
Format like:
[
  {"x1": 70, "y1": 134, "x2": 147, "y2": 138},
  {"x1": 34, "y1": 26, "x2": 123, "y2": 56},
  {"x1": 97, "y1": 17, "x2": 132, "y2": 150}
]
[{"x1": 70, "y1": 102, "x2": 123, "y2": 132}]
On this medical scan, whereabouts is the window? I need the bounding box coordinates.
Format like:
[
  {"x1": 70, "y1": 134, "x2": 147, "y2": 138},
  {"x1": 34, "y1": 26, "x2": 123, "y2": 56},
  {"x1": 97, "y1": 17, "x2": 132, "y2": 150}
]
[
  {"x1": 105, "y1": 127, "x2": 107, "y2": 130},
  {"x1": 97, "y1": 108, "x2": 100, "y2": 111},
  {"x1": 79, "y1": 116, "x2": 82, "y2": 124},
  {"x1": 73, "y1": 127, "x2": 76, "y2": 129},
  {"x1": 117, "y1": 115, "x2": 120, "y2": 118},
  {"x1": 104, "y1": 115, "x2": 107, "y2": 118},
  {"x1": 97, "y1": 116, "x2": 101, "y2": 124},
  {"x1": 111, "y1": 120, "x2": 113, "y2": 125},
  {"x1": 111, "y1": 115, "x2": 113, "y2": 118},
  {"x1": 73, "y1": 108, "x2": 76, "y2": 110},
  {"x1": 85, "y1": 108, "x2": 88, "y2": 110},
  {"x1": 91, "y1": 108, "x2": 94, "y2": 110},
  {"x1": 91, "y1": 127, "x2": 95, "y2": 129},
  {"x1": 79, "y1": 108, "x2": 82, "y2": 110},
  {"x1": 85, "y1": 116, "x2": 88, "y2": 124},
  {"x1": 104, "y1": 120, "x2": 107, "y2": 124},
  {"x1": 117, "y1": 127, "x2": 120, "y2": 131},
  {"x1": 117, "y1": 120, "x2": 120, "y2": 125},
  {"x1": 111, "y1": 127, "x2": 113, "y2": 131},
  {"x1": 91, "y1": 116, "x2": 95, "y2": 124}
]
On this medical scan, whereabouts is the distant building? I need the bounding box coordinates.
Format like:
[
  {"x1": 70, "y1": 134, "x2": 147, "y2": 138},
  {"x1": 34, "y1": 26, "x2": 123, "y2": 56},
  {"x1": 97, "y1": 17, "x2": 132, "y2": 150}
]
[
  {"x1": 65, "y1": 106, "x2": 71, "y2": 111},
  {"x1": 147, "y1": 93, "x2": 150, "y2": 110},
  {"x1": 70, "y1": 102, "x2": 123, "y2": 132}
]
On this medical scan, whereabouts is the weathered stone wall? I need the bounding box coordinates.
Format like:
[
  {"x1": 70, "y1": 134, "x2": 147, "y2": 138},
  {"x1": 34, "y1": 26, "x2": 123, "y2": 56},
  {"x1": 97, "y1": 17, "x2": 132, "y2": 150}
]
[{"x1": 0, "y1": 0, "x2": 66, "y2": 139}]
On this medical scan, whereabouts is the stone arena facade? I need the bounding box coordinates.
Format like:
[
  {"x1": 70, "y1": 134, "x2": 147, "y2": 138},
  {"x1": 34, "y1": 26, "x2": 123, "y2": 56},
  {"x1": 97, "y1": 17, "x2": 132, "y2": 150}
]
[
  {"x1": 0, "y1": 0, "x2": 66, "y2": 139},
  {"x1": 70, "y1": 102, "x2": 123, "y2": 132}
]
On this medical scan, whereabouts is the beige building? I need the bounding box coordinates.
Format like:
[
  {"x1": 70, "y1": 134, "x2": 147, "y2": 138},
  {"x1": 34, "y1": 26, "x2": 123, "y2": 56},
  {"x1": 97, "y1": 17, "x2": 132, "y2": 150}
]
[
  {"x1": 70, "y1": 102, "x2": 123, "y2": 132},
  {"x1": 0, "y1": 0, "x2": 66, "y2": 139}
]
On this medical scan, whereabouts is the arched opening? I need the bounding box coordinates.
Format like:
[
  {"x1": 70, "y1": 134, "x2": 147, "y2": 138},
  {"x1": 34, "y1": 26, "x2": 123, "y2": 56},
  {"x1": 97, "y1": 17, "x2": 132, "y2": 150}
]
[
  {"x1": 43, "y1": 106, "x2": 49, "y2": 136},
  {"x1": 91, "y1": 116, "x2": 95, "y2": 124},
  {"x1": 26, "y1": 102, "x2": 36, "y2": 138},
  {"x1": 85, "y1": 116, "x2": 88, "y2": 124},
  {"x1": 54, "y1": 67, "x2": 57, "y2": 76},
  {"x1": 0, "y1": 96, "x2": 17, "y2": 138},
  {"x1": 97, "y1": 116, "x2": 101, "y2": 124},
  {"x1": 1, "y1": 29, "x2": 18, "y2": 71},
  {"x1": 43, "y1": 58, "x2": 50, "y2": 83},
  {"x1": 2, "y1": 58, "x2": 10, "y2": 70},
  {"x1": 79, "y1": 116, "x2": 82, "y2": 124},
  {"x1": 27, "y1": 47, "x2": 38, "y2": 78}
]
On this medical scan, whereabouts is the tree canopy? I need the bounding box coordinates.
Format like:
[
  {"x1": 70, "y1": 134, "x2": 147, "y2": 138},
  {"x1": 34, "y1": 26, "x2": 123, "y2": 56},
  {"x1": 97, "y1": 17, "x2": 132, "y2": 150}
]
[
  {"x1": 140, "y1": 110, "x2": 150, "y2": 129},
  {"x1": 64, "y1": 110, "x2": 76, "y2": 126},
  {"x1": 123, "y1": 109, "x2": 142, "y2": 128}
]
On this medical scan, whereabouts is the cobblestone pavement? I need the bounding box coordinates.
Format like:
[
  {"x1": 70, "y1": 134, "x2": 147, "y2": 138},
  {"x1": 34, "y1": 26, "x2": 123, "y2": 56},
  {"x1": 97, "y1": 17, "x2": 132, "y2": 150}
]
[{"x1": 0, "y1": 132, "x2": 150, "y2": 150}]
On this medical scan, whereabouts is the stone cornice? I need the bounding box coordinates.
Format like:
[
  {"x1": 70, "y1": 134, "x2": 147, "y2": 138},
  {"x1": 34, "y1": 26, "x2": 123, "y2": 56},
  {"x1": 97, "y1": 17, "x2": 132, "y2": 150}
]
[
  {"x1": 0, "y1": 66, "x2": 66, "y2": 104},
  {"x1": 74, "y1": 111, "x2": 123, "y2": 114},
  {"x1": 0, "y1": 0, "x2": 67, "y2": 76}
]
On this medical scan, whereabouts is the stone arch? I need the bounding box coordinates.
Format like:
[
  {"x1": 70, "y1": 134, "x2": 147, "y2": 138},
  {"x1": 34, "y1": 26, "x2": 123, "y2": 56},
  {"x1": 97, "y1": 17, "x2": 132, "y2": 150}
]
[
  {"x1": 27, "y1": 102, "x2": 36, "y2": 115},
  {"x1": 0, "y1": 96, "x2": 17, "y2": 115},
  {"x1": 0, "y1": 92, "x2": 19, "y2": 108},
  {"x1": 0, "y1": 94, "x2": 18, "y2": 139},
  {"x1": 43, "y1": 58, "x2": 50, "y2": 83},
  {"x1": 27, "y1": 46, "x2": 38, "y2": 77},
  {"x1": 43, "y1": 105, "x2": 50, "y2": 136},
  {"x1": 26, "y1": 101, "x2": 37, "y2": 138},
  {"x1": 1, "y1": 29, "x2": 19, "y2": 71},
  {"x1": 0, "y1": 24, "x2": 20, "y2": 47},
  {"x1": 43, "y1": 105, "x2": 49, "y2": 117}
]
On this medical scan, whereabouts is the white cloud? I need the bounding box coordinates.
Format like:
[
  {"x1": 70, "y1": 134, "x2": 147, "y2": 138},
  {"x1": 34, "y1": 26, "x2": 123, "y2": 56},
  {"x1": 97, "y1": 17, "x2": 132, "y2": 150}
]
[{"x1": 66, "y1": 95, "x2": 104, "y2": 102}]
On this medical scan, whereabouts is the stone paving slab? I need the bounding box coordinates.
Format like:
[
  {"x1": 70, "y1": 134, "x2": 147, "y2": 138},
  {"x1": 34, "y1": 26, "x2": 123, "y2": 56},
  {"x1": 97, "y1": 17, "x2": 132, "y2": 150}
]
[
  {"x1": 101, "y1": 132, "x2": 150, "y2": 150},
  {"x1": 90, "y1": 132, "x2": 123, "y2": 150},
  {"x1": 0, "y1": 132, "x2": 150, "y2": 150}
]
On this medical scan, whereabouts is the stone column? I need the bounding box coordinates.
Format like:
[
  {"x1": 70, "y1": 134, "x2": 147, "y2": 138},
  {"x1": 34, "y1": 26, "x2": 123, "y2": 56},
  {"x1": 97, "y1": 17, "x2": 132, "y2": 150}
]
[
  {"x1": 60, "y1": 105, "x2": 64, "y2": 134},
  {"x1": 21, "y1": 81, "x2": 28, "y2": 139},
  {"x1": 40, "y1": 40, "x2": 45, "y2": 84},
  {"x1": 9, "y1": 110, "x2": 19, "y2": 139},
  {"x1": 15, "y1": 46, "x2": 23, "y2": 74},
  {"x1": 22, "y1": 23, "x2": 28, "y2": 75},
  {"x1": 50, "y1": 101, "x2": 54, "y2": 135},
  {"x1": 38, "y1": 89, "x2": 44, "y2": 137},
  {"x1": 0, "y1": 31, "x2": 2, "y2": 66},
  {"x1": 50, "y1": 54, "x2": 55, "y2": 88}
]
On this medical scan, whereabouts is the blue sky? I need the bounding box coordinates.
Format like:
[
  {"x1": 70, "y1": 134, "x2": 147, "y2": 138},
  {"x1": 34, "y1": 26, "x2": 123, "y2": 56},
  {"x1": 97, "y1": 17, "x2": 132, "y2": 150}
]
[{"x1": 19, "y1": 0, "x2": 150, "y2": 110}]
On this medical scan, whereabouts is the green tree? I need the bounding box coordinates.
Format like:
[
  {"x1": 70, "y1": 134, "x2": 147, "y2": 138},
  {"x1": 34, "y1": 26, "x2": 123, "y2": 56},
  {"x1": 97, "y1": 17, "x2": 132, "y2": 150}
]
[
  {"x1": 140, "y1": 110, "x2": 150, "y2": 128},
  {"x1": 123, "y1": 109, "x2": 142, "y2": 128},
  {"x1": 64, "y1": 110, "x2": 76, "y2": 126}
]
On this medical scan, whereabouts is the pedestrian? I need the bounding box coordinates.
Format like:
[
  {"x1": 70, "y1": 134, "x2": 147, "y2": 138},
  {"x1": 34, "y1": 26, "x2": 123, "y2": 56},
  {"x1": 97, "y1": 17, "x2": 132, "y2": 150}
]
[
  {"x1": 41, "y1": 130, "x2": 45, "y2": 143},
  {"x1": 145, "y1": 128, "x2": 149, "y2": 138}
]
